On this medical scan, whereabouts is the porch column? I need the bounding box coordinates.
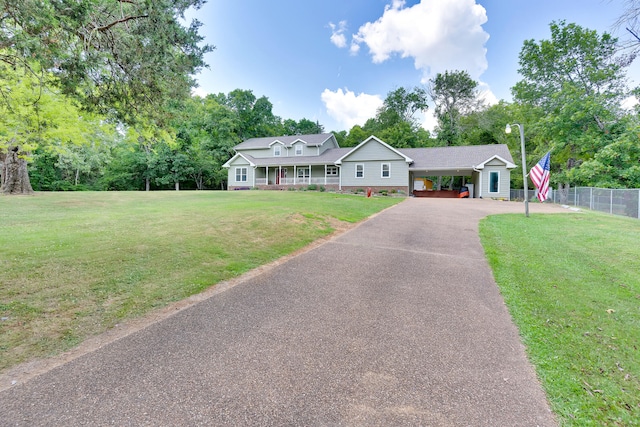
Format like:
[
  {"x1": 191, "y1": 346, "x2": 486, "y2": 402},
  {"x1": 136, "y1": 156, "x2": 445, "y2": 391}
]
[
  {"x1": 324, "y1": 164, "x2": 327, "y2": 185},
  {"x1": 266, "y1": 166, "x2": 268, "y2": 186},
  {"x1": 309, "y1": 164, "x2": 312, "y2": 185},
  {"x1": 294, "y1": 165, "x2": 297, "y2": 185}
]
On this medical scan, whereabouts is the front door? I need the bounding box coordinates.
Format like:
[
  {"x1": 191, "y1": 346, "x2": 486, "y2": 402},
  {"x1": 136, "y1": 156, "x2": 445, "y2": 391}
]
[{"x1": 275, "y1": 168, "x2": 287, "y2": 185}]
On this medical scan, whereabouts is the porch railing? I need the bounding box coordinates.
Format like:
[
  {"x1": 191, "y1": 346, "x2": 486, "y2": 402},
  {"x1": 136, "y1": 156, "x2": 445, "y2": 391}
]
[{"x1": 255, "y1": 177, "x2": 340, "y2": 186}]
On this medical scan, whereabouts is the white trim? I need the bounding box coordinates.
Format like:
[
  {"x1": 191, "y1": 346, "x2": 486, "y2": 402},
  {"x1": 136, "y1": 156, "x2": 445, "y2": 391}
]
[
  {"x1": 474, "y1": 155, "x2": 516, "y2": 170},
  {"x1": 335, "y1": 135, "x2": 413, "y2": 165},
  {"x1": 355, "y1": 163, "x2": 364, "y2": 178},
  {"x1": 234, "y1": 166, "x2": 248, "y2": 183},
  {"x1": 222, "y1": 153, "x2": 256, "y2": 168},
  {"x1": 381, "y1": 163, "x2": 390, "y2": 178}
]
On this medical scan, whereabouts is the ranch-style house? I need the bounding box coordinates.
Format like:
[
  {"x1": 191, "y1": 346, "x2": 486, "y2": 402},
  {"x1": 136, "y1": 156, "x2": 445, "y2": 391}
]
[{"x1": 223, "y1": 133, "x2": 516, "y2": 199}]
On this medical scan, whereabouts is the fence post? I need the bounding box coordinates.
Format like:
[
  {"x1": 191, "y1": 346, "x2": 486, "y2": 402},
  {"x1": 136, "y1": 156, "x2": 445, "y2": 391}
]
[{"x1": 610, "y1": 189, "x2": 613, "y2": 214}]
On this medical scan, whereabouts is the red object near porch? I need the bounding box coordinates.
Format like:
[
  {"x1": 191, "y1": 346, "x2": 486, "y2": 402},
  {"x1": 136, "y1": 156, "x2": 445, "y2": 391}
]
[{"x1": 367, "y1": 188, "x2": 372, "y2": 198}]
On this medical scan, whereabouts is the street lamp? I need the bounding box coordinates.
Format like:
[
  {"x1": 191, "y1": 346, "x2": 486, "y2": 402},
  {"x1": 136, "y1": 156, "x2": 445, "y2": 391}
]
[{"x1": 505, "y1": 123, "x2": 529, "y2": 217}]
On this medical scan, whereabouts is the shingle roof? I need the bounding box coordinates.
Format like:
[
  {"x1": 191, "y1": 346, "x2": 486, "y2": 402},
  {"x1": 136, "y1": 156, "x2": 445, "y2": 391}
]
[
  {"x1": 400, "y1": 144, "x2": 515, "y2": 171},
  {"x1": 241, "y1": 148, "x2": 352, "y2": 167},
  {"x1": 234, "y1": 133, "x2": 335, "y2": 150}
]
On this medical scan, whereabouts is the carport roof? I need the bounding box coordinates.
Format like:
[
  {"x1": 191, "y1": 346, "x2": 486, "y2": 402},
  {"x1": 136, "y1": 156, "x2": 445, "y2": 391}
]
[{"x1": 400, "y1": 144, "x2": 515, "y2": 171}]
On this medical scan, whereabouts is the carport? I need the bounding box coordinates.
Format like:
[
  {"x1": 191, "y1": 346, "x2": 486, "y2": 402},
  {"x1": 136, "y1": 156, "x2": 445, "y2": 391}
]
[{"x1": 400, "y1": 145, "x2": 517, "y2": 200}]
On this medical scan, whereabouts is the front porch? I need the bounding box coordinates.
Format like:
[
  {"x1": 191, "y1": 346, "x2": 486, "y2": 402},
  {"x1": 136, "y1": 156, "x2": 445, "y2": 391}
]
[{"x1": 255, "y1": 165, "x2": 340, "y2": 188}]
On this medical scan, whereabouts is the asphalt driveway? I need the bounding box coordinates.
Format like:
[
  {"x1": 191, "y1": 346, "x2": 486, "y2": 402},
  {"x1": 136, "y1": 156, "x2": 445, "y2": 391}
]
[{"x1": 0, "y1": 198, "x2": 564, "y2": 426}]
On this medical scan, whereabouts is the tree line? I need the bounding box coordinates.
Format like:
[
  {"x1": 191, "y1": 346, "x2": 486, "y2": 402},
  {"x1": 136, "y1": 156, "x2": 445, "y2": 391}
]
[{"x1": 2, "y1": 1, "x2": 640, "y2": 193}]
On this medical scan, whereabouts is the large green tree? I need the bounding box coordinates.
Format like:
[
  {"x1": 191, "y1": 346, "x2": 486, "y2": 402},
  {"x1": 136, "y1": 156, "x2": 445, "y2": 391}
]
[
  {"x1": 0, "y1": 0, "x2": 212, "y2": 194},
  {"x1": 512, "y1": 21, "x2": 633, "y2": 188},
  {"x1": 429, "y1": 70, "x2": 482, "y2": 146},
  {"x1": 359, "y1": 86, "x2": 431, "y2": 148}
]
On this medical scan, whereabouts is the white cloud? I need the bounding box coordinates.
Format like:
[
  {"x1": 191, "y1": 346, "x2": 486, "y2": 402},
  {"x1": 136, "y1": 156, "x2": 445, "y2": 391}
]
[
  {"x1": 477, "y1": 81, "x2": 498, "y2": 106},
  {"x1": 622, "y1": 95, "x2": 639, "y2": 110},
  {"x1": 350, "y1": 0, "x2": 489, "y2": 82},
  {"x1": 329, "y1": 21, "x2": 348, "y2": 49},
  {"x1": 321, "y1": 88, "x2": 384, "y2": 129},
  {"x1": 421, "y1": 109, "x2": 439, "y2": 134}
]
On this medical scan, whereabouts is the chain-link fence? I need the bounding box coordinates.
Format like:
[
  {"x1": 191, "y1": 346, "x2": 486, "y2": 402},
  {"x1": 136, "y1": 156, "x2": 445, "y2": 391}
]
[{"x1": 510, "y1": 187, "x2": 640, "y2": 219}]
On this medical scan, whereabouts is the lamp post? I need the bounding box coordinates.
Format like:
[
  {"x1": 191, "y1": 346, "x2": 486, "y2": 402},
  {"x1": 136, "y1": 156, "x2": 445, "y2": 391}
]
[{"x1": 505, "y1": 123, "x2": 529, "y2": 217}]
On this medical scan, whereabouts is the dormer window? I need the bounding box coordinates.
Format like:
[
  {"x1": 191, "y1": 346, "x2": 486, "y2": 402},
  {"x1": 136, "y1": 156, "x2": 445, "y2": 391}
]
[
  {"x1": 295, "y1": 144, "x2": 303, "y2": 156},
  {"x1": 274, "y1": 145, "x2": 281, "y2": 157}
]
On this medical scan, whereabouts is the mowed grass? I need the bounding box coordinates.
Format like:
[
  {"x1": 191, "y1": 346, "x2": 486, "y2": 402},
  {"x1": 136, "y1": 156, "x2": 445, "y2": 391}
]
[
  {"x1": 480, "y1": 212, "x2": 640, "y2": 426},
  {"x1": 0, "y1": 190, "x2": 401, "y2": 372}
]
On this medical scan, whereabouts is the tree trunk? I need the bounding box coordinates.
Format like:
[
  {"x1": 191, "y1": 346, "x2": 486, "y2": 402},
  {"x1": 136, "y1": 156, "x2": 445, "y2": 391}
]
[
  {"x1": 175, "y1": 181, "x2": 180, "y2": 191},
  {"x1": 145, "y1": 177, "x2": 150, "y2": 192},
  {"x1": 1, "y1": 147, "x2": 34, "y2": 195}
]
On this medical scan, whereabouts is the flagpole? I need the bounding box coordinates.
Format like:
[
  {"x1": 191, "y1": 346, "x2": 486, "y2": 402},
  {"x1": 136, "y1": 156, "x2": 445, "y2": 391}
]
[{"x1": 505, "y1": 123, "x2": 529, "y2": 217}]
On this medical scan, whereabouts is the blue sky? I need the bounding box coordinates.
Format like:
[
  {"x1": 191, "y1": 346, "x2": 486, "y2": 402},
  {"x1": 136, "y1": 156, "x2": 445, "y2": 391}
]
[{"x1": 186, "y1": 0, "x2": 637, "y2": 133}]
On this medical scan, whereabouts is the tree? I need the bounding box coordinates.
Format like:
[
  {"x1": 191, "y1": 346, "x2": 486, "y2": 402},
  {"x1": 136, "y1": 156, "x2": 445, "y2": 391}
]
[
  {"x1": 1, "y1": 0, "x2": 212, "y2": 194},
  {"x1": 429, "y1": 70, "x2": 482, "y2": 146},
  {"x1": 0, "y1": 64, "x2": 117, "y2": 193},
  {"x1": 514, "y1": 21, "x2": 627, "y2": 131},
  {"x1": 356, "y1": 87, "x2": 430, "y2": 148},
  {"x1": 281, "y1": 118, "x2": 324, "y2": 136},
  {"x1": 376, "y1": 86, "x2": 429, "y2": 129},
  {"x1": 512, "y1": 21, "x2": 633, "y2": 188},
  {"x1": 218, "y1": 89, "x2": 281, "y2": 139},
  {"x1": 615, "y1": 0, "x2": 640, "y2": 52}
]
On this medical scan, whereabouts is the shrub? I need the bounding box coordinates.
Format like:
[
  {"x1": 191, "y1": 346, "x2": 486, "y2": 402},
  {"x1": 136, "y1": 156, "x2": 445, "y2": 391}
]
[
  {"x1": 319, "y1": 186, "x2": 326, "y2": 192},
  {"x1": 307, "y1": 184, "x2": 317, "y2": 191}
]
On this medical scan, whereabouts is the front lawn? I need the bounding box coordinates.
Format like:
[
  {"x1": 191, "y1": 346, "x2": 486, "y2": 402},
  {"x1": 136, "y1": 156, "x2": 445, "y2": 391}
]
[
  {"x1": 0, "y1": 190, "x2": 401, "y2": 372},
  {"x1": 480, "y1": 212, "x2": 640, "y2": 426}
]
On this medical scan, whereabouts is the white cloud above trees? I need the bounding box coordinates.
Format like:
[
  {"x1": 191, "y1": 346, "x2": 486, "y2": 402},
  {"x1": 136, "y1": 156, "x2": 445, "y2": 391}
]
[
  {"x1": 349, "y1": 0, "x2": 489, "y2": 81},
  {"x1": 323, "y1": 0, "x2": 494, "y2": 130},
  {"x1": 320, "y1": 88, "x2": 383, "y2": 129}
]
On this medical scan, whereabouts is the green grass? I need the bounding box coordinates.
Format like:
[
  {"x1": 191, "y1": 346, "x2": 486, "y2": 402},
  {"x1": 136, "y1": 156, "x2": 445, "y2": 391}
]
[
  {"x1": 0, "y1": 190, "x2": 401, "y2": 372},
  {"x1": 480, "y1": 212, "x2": 640, "y2": 426}
]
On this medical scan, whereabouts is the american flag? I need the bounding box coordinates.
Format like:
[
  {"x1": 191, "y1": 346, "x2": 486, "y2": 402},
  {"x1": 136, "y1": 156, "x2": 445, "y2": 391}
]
[{"x1": 529, "y1": 152, "x2": 551, "y2": 202}]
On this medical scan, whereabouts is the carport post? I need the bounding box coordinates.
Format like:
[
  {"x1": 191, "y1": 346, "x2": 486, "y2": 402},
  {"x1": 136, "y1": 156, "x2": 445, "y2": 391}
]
[{"x1": 506, "y1": 123, "x2": 529, "y2": 217}]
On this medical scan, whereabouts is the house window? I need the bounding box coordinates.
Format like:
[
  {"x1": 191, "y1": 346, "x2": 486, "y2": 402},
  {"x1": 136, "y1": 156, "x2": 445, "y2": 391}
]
[
  {"x1": 489, "y1": 171, "x2": 500, "y2": 193},
  {"x1": 274, "y1": 145, "x2": 281, "y2": 157},
  {"x1": 355, "y1": 164, "x2": 364, "y2": 178},
  {"x1": 326, "y1": 166, "x2": 338, "y2": 176},
  {"x1": 235, "y1": 167, "x2": 248, "y2": 182},
  {"x1": 295, "y1": 145, "x2": 303, "y2": 156},
  {"x1": 381, "y1": 163, "x2": 390, "y2": 178},
  {"x1": 297, "y1": 168, "x2": 310, "y2": 178}
]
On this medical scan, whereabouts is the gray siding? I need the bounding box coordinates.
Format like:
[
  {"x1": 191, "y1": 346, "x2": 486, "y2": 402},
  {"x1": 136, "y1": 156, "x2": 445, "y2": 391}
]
[
  {"x1": 227, "y1": 157, "x2": 254, "y2": 187},
  {"x1": 481, "y1": 165, "x2": 510, "y2": 199},
  {"x1": 341, "y1": 160, "x2": 408, "y2": 187},
  {"x1": 291, "y1": 142, "x2": 308, "y2": 157},
  {"x1": 343, "y1": 140, "x2": 405, "y2": 162}
]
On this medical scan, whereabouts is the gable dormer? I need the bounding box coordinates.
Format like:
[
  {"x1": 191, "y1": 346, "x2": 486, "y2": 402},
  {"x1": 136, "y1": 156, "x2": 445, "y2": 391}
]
[
  {"x1": 269, "y1": 140, "x2": 286, "y2": 157},
  {"x1": 291, "y1": 139, "x2": 306, "y2": 156}
]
